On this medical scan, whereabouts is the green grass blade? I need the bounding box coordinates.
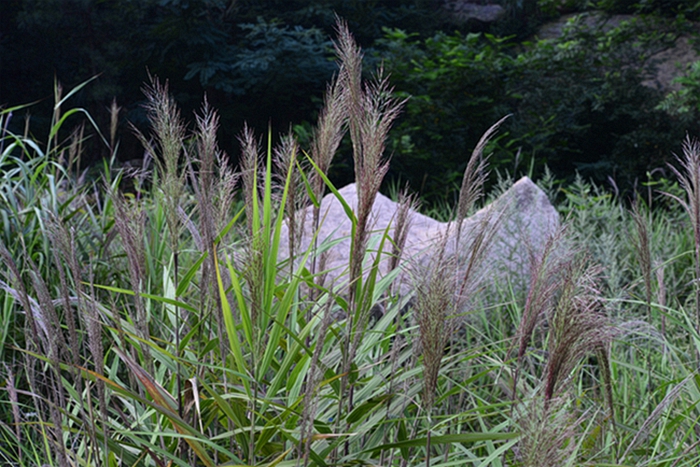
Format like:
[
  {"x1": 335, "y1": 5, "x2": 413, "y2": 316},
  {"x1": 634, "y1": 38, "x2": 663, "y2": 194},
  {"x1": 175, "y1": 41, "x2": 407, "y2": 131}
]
[{"x1": 214, "y1": 249, "x2": 251, "y2": 395}]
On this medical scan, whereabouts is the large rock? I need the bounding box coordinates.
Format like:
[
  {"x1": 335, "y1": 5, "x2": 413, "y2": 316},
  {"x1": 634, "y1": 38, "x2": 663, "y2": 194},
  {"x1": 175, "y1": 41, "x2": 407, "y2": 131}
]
[{"x1": 279, "y1": 176, "x2": 559, "y2": 298}]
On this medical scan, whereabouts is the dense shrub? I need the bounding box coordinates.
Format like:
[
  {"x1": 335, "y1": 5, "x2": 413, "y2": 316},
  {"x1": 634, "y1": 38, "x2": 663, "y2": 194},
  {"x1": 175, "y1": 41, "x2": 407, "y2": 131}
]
[{"x1": 3, "y1": 0, "x2": 698, "y2": 200}]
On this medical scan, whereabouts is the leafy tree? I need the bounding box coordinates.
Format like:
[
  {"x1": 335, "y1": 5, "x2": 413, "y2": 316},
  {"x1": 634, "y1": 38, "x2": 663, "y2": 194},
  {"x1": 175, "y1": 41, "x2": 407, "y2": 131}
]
[
  {"x1": 183, "y1": 18, "x2": 337, "y2": 138},
  {"x1": 1, "y1": 0, "x2": 155, "y2": 141},
  {"x1": 658, "y1": 60, "x2": 700, "y2": 118},
  {"x1": 2, "y1": 0, "x2": 698, "y2": 196}
]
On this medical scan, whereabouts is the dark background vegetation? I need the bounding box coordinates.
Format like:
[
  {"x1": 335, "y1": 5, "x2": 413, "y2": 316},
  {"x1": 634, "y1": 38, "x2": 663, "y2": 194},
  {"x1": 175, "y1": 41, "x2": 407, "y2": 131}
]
[{"x1": 1, "y1": 0, "x2": 700, "y2": 204}]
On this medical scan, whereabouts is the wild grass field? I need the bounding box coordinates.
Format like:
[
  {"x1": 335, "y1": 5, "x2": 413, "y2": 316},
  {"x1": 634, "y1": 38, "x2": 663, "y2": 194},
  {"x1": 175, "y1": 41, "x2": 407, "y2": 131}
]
[{"x1": 1, "y1": 21, "x2": 700, "y2": 467}]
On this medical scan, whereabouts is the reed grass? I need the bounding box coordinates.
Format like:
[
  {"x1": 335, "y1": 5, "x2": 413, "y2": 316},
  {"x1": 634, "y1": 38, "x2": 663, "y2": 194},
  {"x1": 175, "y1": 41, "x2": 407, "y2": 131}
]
[{"x1": 1, "y1": 19, "x2": 700, "y2": 467}]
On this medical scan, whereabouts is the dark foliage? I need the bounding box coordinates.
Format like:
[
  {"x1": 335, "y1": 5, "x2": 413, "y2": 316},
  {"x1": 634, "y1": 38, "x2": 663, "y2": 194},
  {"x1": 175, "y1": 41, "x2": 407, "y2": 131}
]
[
  {"x1": 597, "y1": 0, "x2": 700, "y2": 19},
  {"x1": 377, "y1": 14, "x2": 699, "y2": 205},
  {"x1": 1, "y1": 0, "x2": 699, "y2": 203},
  {"x1": 0, "y1": 0, "x2": 445, "y2": 168}
]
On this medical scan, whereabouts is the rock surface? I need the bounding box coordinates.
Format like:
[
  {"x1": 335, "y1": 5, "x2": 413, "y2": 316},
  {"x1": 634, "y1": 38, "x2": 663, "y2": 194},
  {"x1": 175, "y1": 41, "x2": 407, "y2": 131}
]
[
  {"x1": 443, "y1": 0, "x2": 505, "y2": 23},
  {"x1": 644, "y1": 36, "x2": 700, "y2": 92},
  {"x1": 279, "y1": 177, "x2": 559, "y2": 297}
]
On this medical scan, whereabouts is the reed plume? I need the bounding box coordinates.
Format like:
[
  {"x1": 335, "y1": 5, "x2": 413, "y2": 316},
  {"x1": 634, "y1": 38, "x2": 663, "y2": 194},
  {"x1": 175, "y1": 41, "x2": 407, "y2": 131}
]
[
  {"x1": 190, "y1": 98, "x2": 238, "y2": 366},
  {"x1": 109, "y1": 187, "x2": 151, "y2": 370},
  {"x1": 544, "y1": 259, "x2": 615, "y2": 406},
  {"x1": 274, "y1": 131, "x2": 304, "y2": 276},
  {"x1": 515, "y1": 396, "x2": 578, "y2": 467},
  {"x1": 335, "y1": 19, "x2": 405, "y2": 304},
  {"x1": 667, "y1": 136, "x2": 700, "y2": 336}
]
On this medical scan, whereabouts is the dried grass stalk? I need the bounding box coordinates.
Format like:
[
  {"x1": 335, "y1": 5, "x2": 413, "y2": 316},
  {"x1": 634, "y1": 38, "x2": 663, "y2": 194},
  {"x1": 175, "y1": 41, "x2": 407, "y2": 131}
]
[
  {"x1": 456, "y1": 115, "x2": 510, "y2": 229},
  {"x1": 414, "y1": 240, "x2": 459, "y2": 412},
  {"x1": 512, "y1": 227, "x2": 570, "y2": 396},
  {"x1": 389, "y1": 188, "x2": 418, "y2": 276},
  {"x1": 335, "y1": 19, "x2": 405, "y2": 303},
  {"x1": 109, "y1": 188, "x2": 151, "y2": 369}
]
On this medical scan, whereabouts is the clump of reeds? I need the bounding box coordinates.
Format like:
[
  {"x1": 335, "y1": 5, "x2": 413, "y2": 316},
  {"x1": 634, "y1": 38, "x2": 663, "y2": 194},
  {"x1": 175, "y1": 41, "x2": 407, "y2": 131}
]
[
  {"x1": 132, "y1": 77, "x2": 189, "y2": 430},
  {"x1": 0, "y1": 241, "x2": 70, "y2": 467},
  {"x1": 135, "y1": 80, "x2": 184, "y2": 204},
  {"x1": 412, "y1": 241, "x2": 462, "y2": 464},
  {"x1": 189, "y1": 97, "x2": 238, "y2": 362},
  {"x1": 631, "y1": 199, "x2": 653, "y2": 326},
  {"x1": 274, "y1": 131, "x2": 304, "y2": 276},
  {"x1": 512, "y1": 227, "x2": 616, "y2": 408},
  {"x1": 512, "y1": 227, "x2": 570, "y2": 396},
  {"x1": 414, "y1": 240, "x2": 459, "y2": 414},
  {"x1": 510, "y1": 222, "x2": 618, "y2": 464},
  {"x1": 334, "y1": 19, "x2": 405, "y2": 306},
  {"x1": 9, "y1": 19, "x2": 682, "y2": 467},
  {"x1": 667, "y1": 136, "x2": 700, "y2": 335},
  {"x1": 48, "y1": 213, "x2": 113, "y2": 463},
  {"x1": 308, "y1": 59, "x2": 348, "y2": 231},
  {"x1": 411, "y1": 117, "x2": 507, "y2": 467},
  {"x1": 451, "y1": 119, "x2": 509, "y2": 306},
  {"x1": 133, "y1": 76, "x2": 186, "y2": 255},
  {"x1": 323, "y1": 20, "x2": 406, "y2": 438},
  {"x1": 237, "y1": 125, "x2": 267, "y2": 363},
  {"x1": 109, "y1": 185, "x2": 151, "y2": 369},
  {"x1": 298, "y1": 298, "x2": 335, "y2": 466},
  {"x1": 631, "y1": 197, "x2": 655, "y2": 399},
  {"x1": 543, "y1": 259, "x2": 615, "y2": 405}
]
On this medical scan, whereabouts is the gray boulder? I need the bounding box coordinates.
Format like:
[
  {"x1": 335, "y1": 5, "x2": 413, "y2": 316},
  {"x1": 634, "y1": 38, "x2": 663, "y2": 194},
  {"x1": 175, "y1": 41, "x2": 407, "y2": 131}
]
[{"x1": 279, "y1": 176, "x2": 559, "y2": 298}]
